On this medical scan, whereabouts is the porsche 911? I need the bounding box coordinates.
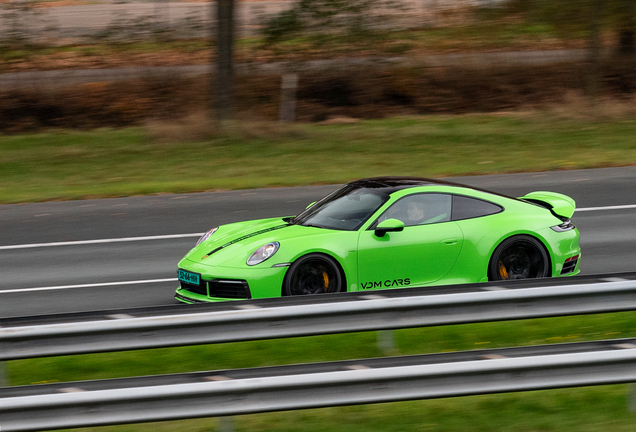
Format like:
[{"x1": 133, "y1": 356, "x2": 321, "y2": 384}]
[{"x1": 176, "y1": 177, "x2": 580, "y2": 303}]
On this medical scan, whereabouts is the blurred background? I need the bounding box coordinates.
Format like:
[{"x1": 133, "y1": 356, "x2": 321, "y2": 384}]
[{"x1": 0, "y1": 0, "x2": 634, "y2": 129}]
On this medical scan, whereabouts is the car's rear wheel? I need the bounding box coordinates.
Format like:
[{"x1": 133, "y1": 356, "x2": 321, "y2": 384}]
[
  {"x1": 283, "y1": 254, "x2": 344, "y2": 296},
  {"x1": 488, "y1": 235, "x2": 550, "y2": 281}
]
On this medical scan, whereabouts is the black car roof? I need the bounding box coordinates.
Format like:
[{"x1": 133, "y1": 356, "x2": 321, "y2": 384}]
[
  {"x1": 350, "y1": 176, "x2": 468, "y2": 192},
  {"x1": 350, "y1": 176, "x2": 524, "y2": 203}
]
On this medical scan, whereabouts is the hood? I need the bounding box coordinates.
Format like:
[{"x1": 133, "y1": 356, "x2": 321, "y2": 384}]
[
  {"x1": 520, "y1": 191, "x2": 576, "y2": 219},
  {"x1": 181, "y1": 217, "x2": 348, "y2": 268},
  {"x1": 182, "y1": 217, "x2": 290, "y2": 263}
]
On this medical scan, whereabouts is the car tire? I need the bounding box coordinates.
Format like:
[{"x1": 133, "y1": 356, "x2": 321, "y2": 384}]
[
  {"x1": 488, "y1": 235, "x2": 550, "y2": 281},
  {"x1": 283, "y1": 253, "x2": 345, "y2": 296}
]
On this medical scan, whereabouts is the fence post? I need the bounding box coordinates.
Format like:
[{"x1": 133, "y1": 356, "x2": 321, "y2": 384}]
[{"x1": 279, "y1": 73, "x2": 298, "y2": 123}]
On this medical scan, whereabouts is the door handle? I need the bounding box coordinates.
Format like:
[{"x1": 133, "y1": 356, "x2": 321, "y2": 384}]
[{"x1": 441, "y1": 238, "x2": 459, "y2": 245}]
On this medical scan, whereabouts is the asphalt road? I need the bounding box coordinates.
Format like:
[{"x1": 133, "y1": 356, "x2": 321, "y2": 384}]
[{"x1": 1, "y1": 166, "x2": 635, "y2": 318}]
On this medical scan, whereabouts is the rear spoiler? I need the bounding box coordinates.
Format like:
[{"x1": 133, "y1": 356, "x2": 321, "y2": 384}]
[{"x1": 519, "y1": 191, "x2": 576, "y2": 219}]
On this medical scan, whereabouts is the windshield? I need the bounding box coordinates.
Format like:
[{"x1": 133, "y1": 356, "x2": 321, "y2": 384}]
[{"x1": 293, "y1": 184, "x2": 390, "y2": 231}]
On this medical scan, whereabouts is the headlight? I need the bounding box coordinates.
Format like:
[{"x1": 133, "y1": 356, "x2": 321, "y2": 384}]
[
  {"x1": 196, "y1": 227, "x2": 218, "y2": 246},
  {"x1": 247, "y1": 242, "x2": 280, "y2": 266}
]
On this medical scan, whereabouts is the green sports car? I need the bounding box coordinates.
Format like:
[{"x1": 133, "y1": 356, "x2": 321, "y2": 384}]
[{"x1": 175, "y1": 177, "x2": 580, "y2": 303}]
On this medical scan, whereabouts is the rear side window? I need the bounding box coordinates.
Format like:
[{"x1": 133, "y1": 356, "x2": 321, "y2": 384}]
[{"x1": 452, "y1": 195, "x2": 502, "y2": 221}]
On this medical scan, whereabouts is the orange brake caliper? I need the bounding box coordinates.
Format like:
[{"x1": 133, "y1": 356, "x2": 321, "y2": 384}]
[
  {"x1": 322, "y1": 272, "x2": 330, "y2": 291},
  {"x1": 498, "y1": 261, "x2": 509, "y2": 279}
]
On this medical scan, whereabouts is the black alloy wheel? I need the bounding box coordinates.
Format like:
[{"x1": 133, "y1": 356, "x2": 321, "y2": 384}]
[
  {"x1": 488, "y1": 235, "x2": 550, "y2": 281},
  {"x1": 284, "y1": 254, "x2": 344, "y2": 296}
]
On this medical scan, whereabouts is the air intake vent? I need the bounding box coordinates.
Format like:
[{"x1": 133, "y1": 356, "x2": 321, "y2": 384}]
[
  {"x1": 561, "y1": 255, "x2": 579, "y2": 275},
  {"x1": 180, "y1": 281, "x2": 207, "y2": 296},
  {"x1": 209, "y1": 280, "x2": 251, "y2": 299}
]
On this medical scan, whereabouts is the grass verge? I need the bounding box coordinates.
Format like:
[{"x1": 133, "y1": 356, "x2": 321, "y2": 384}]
[{"x1": 1, "y1": 112, "x2": 635, "y2": 204}]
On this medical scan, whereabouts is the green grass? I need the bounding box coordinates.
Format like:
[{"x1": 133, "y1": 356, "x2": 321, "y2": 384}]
[{"x1": 1, "y1": 114, "x2": 635, "y2": 204}]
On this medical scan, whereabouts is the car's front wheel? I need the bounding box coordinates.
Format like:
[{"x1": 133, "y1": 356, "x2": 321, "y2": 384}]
[
  {"x1": 488, "y1": 235, "x2": 550, "y2": 281},
  {"x1": 283, "y1": 253, "x2": 344, "y2": 296}
]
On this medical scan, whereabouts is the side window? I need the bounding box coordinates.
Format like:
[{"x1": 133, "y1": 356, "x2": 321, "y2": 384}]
[
  {"x1": 452, "y1": 195, "x2": 503, "y2": 221},
  {"x1": 377, "y1": 194, "x2": 452, "y2": 227}
]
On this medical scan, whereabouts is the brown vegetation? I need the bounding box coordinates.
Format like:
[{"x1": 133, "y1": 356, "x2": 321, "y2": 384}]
[{"x1": 1, "y1": 59, "x2": 636, "y2": 132}]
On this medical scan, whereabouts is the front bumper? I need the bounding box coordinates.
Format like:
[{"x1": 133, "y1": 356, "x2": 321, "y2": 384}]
[
  {"x1": 175, "y1": 259, "x2": 288, "y2": 303},
  {"x1": 178, "y1": 277, "x2": 251, "y2": 300}
]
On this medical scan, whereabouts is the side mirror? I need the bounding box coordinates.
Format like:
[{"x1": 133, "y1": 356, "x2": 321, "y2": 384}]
[
  {"x1": 306, "y1": 201, "x2": 316, "y2": 210},
  {"x1": 374, "y1": 218, "x2": 405, "y2": 237}
]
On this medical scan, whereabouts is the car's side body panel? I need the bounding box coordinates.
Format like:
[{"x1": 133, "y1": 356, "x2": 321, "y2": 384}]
[{"x1": 357, "y1": 221, "x2": 464, "y2": 289}]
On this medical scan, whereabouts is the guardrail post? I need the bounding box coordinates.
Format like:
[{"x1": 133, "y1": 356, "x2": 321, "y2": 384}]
[
  {"x1": 0, "y1": 361, "x2": 7, "y2": 387},
  {"x1": 377, "y1": 330, "x2": 396, "y2": 355},
  {"x1": 629, "y1": 384, "x2": 636, "y2": 412},
  {"x1": 218, "y1": 416, "x2": 234, "y2": 432}
]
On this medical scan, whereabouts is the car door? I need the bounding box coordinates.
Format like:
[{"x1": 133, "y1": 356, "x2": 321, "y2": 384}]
[{"x1": 356, "y1": 193, "x2": 463, "y2": 290}]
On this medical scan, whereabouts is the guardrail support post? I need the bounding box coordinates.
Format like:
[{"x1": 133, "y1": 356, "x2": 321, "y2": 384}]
[
  {"x1": 629, "y1": 384, "x2": 636, "y2": 412},
  {"x1": 377, "y1": 330, "x2": 396, "y2": 355},
  {"x1": 0, "y1": 361, "x2": 7, "y2": 387},
  {"x1": 218, "y1": 416, "x2": 234, "y2": 432}
]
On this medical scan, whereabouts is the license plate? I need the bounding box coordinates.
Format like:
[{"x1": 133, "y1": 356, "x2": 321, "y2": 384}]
[{"x1": 178, "y1": 269, "x2": 200, "y2": 285}]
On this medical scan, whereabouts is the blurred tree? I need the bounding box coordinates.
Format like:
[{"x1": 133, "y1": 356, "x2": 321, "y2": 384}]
[
  {"x1": 589, "y1": 0, "x2": 604, "y2": 98},
  {"x1": 261, "y1": 0, "x2": 406, "y2": 45},
  {"x1": 512, "y1": 0, "x2": 635, "y2": 56},
  {"x1": 215, "y1": 0, "x2": 234, "y2": 121},
  {"x1": 614, "y1": 0, "x2": 636, "y2": 55},
  {"x1": 506, "y1": 0, "x2": 635, "y2": 96}
]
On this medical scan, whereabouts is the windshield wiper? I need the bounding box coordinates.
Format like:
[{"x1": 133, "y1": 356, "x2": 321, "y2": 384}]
[{"x1": 301, "y1": 223, "x2": 324, "y2": 229}]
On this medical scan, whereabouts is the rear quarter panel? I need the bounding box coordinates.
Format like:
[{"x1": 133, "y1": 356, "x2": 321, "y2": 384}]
[{"x1": 444, "y1": 195, "x2": 569, "y2": 282}]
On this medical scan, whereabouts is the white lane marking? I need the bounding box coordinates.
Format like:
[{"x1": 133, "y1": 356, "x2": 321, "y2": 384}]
[
  {"x1": 0, "y1": 278, "x2": 178, "y2": 294},
  {"x1": 1, "y1": 203, "x2": 635, "y2": 251},
  {"x1": 0, "y1": 233, "x2": 203, "y2": 251},
  {"x1": 575, "y1": 204, "x2": 636, "y2": 212}
]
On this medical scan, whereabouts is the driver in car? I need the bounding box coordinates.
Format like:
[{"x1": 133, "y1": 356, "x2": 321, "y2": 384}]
[{"x1": 406, "y1": 200, "x2": 426, "y2": 225}]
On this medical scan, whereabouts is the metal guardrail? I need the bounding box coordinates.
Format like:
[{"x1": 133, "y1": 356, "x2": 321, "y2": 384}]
[
  {"x1": 3, "y1": 275, "x2": 636, "y2": 430},
  {"x1": 2, "y1": 275, "x2": 636, "y2": 360},
  {"x1": 2, "y1": 338, "x2": 636, "y2": 431}
]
